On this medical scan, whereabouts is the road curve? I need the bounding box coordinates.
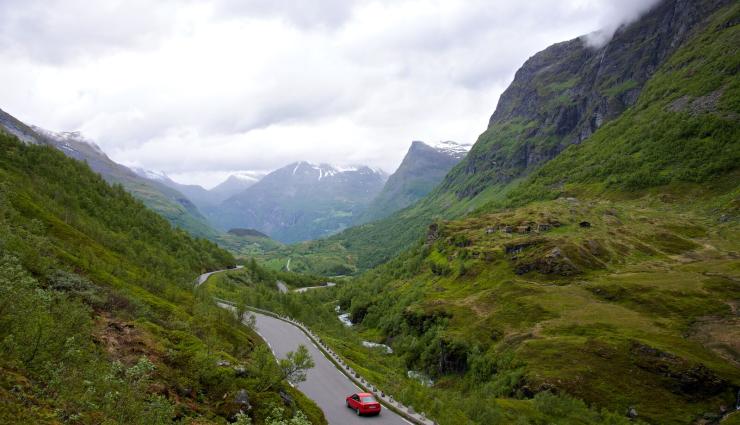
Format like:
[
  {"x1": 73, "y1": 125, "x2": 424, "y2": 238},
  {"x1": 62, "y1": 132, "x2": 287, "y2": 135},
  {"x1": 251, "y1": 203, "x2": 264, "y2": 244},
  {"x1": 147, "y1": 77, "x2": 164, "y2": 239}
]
[
  {"x1": 196, "y1": 265, "x2": 243, "y2": 286},
  {"x1": 197, "y1": 268, "x2": 410, "y2": 425},
  {"x1": 294, "y1": 282, "x2": 337, "y2": 293},
  {"x1": 248, "y1": 311, "x2": 409, "y2": 425}
]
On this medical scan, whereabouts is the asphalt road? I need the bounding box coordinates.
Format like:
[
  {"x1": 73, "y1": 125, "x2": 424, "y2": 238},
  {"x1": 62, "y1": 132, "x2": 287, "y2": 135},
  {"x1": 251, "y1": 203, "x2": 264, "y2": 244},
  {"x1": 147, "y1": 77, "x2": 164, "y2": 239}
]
[
  {"x1": 248, "y1": 311, "x2": 409, "y2": 425},
  {"x1": 196, "y1": 265, "x2": 243, "y2": 286},
  {"x1": 276, "y1": 280, "x2": 289, "y2": 293},
  {"x1": 294, "y1": 282, "x2": 337, "y2": 293}
]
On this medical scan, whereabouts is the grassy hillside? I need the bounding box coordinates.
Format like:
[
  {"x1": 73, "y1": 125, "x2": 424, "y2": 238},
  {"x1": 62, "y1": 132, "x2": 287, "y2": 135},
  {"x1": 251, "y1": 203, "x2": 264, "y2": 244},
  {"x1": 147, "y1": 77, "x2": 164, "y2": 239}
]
[
  {"x1": 330, "y1": 190, "x2": 739, "y2": 424},
  {"x1": 0, "y1": 133, "x2": 324, "y2": 424}
]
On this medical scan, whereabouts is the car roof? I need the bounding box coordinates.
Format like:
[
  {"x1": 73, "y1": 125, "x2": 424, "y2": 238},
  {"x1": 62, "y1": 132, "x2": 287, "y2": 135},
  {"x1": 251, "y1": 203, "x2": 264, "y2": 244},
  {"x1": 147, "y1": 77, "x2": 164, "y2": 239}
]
[{"x1": 356, "y1": 392, "x2": 373, "y2": 397}]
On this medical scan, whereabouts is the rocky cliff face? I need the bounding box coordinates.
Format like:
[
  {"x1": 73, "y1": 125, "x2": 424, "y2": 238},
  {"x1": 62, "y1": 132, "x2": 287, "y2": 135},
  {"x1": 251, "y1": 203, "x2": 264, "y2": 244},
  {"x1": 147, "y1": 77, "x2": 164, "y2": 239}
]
[
  {"x1": 358, "y1": 141, "x2": 470, "y2": 223},
  {"x1": 443, "y1": 0, "x2": 730, "y2": 199}
]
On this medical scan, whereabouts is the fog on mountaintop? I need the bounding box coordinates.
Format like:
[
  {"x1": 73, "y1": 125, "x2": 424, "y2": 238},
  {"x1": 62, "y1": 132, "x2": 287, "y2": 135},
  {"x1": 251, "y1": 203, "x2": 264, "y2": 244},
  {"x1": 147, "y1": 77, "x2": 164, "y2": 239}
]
[
  {"x1": 583, "y1": 0, "x2": 663, "y2": 48},
  {"x1": 0, "y1": 0, "x2": 666, "y2": 188}
]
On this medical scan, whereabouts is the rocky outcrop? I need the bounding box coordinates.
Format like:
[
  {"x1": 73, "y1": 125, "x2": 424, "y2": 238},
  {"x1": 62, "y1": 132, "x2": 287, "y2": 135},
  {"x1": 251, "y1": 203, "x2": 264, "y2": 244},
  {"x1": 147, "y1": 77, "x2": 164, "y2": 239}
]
[{"x1": 631, "y1": 342, "x2": 728, "y2": 397}]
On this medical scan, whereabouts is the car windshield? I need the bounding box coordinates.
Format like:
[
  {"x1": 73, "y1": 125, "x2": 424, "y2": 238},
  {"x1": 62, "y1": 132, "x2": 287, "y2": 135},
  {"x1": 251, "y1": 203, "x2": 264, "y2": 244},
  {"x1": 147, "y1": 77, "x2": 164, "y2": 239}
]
[{"x1": 361, "y1": 396, "x2": 376, "y2": 403}]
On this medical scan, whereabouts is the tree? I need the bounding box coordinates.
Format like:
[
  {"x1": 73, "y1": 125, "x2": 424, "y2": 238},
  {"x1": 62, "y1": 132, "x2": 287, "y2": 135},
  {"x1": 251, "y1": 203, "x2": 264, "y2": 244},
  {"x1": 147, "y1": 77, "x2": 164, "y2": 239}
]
[
  {"x1": 265, "y1": 404, "x2": 311, "y2": 425},
  {"x1": 280, "y1": 345, "x2": 314, "y2": 385},
  {"x1": 254, "y1": 344, "x2": 314, "y2": 391},
  {"x1": 234, "y1": 412, "x2": 253, "y2": 425}
]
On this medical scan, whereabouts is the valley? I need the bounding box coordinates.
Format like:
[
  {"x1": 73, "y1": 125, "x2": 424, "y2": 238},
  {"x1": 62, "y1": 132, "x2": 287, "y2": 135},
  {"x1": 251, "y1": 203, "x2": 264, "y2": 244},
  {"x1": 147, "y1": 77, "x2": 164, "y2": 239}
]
[{"x1": 0, "y1": 0, "x2": 738, "y2": 424}]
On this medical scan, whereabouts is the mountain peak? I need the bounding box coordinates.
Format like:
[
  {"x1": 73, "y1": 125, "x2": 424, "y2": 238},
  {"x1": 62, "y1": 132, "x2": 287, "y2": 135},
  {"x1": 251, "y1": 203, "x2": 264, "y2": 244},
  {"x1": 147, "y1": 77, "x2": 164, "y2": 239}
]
[
  {"x1": 31, "y1": 126, "x2": 107, "y2": 157},
  {"x1": 287, "y1": 161, "x2": 385, "y2": 181},
  {"x1": 357, "y1": 139, "x2": 469, "y2": 224},
  {"x1": 410, "y1": 140, "x2": 471, "y2": 160},
  {"x1": 131, "y1": 167, "x2": 171, "y2": 182}
]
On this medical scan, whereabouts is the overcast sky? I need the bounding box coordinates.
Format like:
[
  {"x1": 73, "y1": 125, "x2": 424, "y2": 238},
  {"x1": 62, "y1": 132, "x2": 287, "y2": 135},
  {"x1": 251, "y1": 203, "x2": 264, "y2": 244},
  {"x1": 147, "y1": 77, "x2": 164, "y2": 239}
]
[{"x1": 0, "y1": 0, "x2": 659, "y2": 188}]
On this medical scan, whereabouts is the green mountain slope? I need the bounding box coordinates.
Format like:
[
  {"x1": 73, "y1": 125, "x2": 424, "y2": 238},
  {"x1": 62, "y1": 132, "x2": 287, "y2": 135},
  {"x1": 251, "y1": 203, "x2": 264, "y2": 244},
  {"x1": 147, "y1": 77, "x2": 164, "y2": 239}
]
[
  {"x1": 283, "y1": 0, "x2": 736, "y2": 274},
  {"x1": 0, "y1": 133, "x2": 323, "y2": 424},
  {"x1": 295, "y1": 2, "x2": 740, "y2": 423},
  {"x1": 335, "y1": 191, "x2": 739, "y2": 424},
  {"x1": 0, "y1": 108, "x2": 220, "y2": 239}
]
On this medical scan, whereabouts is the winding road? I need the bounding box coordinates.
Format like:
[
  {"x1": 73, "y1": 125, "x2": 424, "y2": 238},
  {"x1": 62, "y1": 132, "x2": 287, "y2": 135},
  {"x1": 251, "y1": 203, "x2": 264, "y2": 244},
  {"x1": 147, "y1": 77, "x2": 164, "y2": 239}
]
[
  {"x1": 196, "y1": 265, "x2": 243, "y2": 286},
  {"x1": 199, "y1": 268, "x2": 409, "y2": 425},
  {"x1": 249, "y1": 311, "x2": 409, "y2": 425}
]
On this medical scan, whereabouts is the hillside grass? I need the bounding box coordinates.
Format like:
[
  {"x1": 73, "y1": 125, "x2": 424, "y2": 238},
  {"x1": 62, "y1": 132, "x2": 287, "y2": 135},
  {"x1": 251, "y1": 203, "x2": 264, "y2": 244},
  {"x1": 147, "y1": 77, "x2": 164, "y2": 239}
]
[{"x1": 329, "y1": 193, "x2": 740, "y2": 424}]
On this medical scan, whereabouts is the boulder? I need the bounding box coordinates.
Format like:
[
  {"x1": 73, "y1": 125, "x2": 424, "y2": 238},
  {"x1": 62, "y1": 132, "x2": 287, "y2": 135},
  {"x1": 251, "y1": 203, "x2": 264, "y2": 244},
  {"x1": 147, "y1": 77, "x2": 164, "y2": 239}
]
[
  {"x1": 233, "y1": 366, "x2": 248, "y2": 377},
  {"x1": 279, "y1": 390, "x2": 293, "y2": 406},
  {"x1": 515, "y1": 225, "x2": 532, "y2": 233},
  {"x1": 627, "y1": 406, "x2": 638, "y2": 419},
  {"x1": 579, "y1": 221, "x2": 591, "y2": 228},
  {"x1": 234, "y1": 389, "x2": 251, "y2": 409},
  {"x1": 426, "y1": 223, "x2": 440, "y2": 244}
]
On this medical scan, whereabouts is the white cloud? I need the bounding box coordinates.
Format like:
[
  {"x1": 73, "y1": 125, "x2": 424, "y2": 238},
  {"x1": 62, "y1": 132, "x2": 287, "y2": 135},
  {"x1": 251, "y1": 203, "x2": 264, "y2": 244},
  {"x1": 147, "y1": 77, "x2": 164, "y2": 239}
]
[{"x1": 0, "y1": 0, "x2": 660, "y2": 187}]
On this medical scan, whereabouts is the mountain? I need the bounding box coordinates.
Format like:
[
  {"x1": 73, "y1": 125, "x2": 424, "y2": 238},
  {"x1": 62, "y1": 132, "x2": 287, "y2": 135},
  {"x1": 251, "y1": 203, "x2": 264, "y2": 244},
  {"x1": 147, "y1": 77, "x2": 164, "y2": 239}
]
[
  {"x1": 358, "y1": 141, "x2": 471, "y2": 224},
  {"x1": 283, "y1": 0, "x2": 738, "y2": 273},
  {"x1": 0, "y1": 131, "x2": 324, "y2": 423},
  {"x1": 131, "y1": 167, "x2": 220, "y2": 211},
  {"x1": 211, "y1": 161, "x2": 387, "y2": 243},
  {"x1": 133, "y1": 170, "x2": 264, "y2": 213},
  {"x1": 210, "y1": 173, "x2": 262, "y2": 202},
  {"x1": 279, "y1": 1, "x2": 739, "y2": 423},
  {"x1": 0, "y1": 109, "x2": 219, "y2": 239}
]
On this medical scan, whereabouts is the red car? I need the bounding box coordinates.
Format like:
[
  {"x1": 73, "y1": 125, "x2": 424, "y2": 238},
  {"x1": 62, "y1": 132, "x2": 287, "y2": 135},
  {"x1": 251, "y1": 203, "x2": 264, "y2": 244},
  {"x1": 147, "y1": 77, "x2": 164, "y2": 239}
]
[{"x1": 346, "y1": 392, "x2": 382, "y2": 416}]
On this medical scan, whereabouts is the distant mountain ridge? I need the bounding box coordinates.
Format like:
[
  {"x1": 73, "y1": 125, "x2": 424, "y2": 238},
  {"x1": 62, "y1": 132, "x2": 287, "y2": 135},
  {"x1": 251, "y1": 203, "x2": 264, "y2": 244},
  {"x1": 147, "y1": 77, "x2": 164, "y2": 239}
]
[
  {"x1": 131, "y1": 168, "x2": 263, "y2": 215},
  {"x1": 0, "y1": 108, "x2": 219, "y2": 239},
  {"x1": 210, "y1": 173, "x2": 263, "y2": 202},
  {"x1": 211, "y1": 161, "x2": 387, "y2": 243},
  {"x1": 358, "y1": 140, "x2": 471, "y2": 223}
]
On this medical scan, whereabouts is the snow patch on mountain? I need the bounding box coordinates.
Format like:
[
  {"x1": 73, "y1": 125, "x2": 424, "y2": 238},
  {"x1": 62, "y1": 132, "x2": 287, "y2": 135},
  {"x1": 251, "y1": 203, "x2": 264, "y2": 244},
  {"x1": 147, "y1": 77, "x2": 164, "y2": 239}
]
[
  {"x1": 131, "y1": 167, "x2": 170, "y2": 182},
  {"x1": 288, "y1": 161, "x2": 384, "y2": 181},
  {"x1": 429, "y1": 140, "x2": 472, "y2": 159},
  {"x1": 231, "y1": 172, "x2": 262, "y2": 182},
  {"x1": 32, "y1": 126, "x2": 107, "y2": 156}
]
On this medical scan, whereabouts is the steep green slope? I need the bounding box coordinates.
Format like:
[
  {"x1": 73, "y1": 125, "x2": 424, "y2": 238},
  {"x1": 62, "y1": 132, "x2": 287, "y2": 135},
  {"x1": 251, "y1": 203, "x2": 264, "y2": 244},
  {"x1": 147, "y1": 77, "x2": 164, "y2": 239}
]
[
  {"x1": 0, "y1": 133, "x2": 323, "y2": 424},
  {"x1": 333, "y1": 192, "x2": 739, "y2": 424},
  {"x1": 0, "y1": 108, "x2": 220, "y2": 240},
  {"x1": 281, "y1": 0, "x2": 735, "y2": 274},
  {"x1": 504, "y1": 0, "x2": 739, "y2": 206}
]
